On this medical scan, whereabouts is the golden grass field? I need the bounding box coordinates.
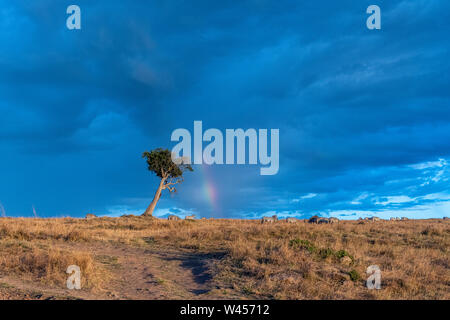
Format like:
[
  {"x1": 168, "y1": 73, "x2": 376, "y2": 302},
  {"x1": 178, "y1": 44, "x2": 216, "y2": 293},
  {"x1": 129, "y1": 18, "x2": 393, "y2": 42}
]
[{"x1": 0, "y1": 216, "x2": 448, "y2": 300}]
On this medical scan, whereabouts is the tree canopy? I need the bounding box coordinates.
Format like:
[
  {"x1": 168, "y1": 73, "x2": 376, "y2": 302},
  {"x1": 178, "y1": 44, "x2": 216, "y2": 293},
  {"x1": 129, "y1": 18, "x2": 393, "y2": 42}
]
[
  {"x1": 142, "y1": 148, "x2": 192, "y2": 180},
  {"x1": 141, "y1": 148, "x2": 193, "y2": 216}
]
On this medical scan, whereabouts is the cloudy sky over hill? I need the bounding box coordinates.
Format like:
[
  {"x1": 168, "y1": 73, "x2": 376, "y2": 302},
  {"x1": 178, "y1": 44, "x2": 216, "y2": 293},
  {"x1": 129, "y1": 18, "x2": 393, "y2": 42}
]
[{"x1": 0, "y1": 1, "x2": 449, "y2": 219}]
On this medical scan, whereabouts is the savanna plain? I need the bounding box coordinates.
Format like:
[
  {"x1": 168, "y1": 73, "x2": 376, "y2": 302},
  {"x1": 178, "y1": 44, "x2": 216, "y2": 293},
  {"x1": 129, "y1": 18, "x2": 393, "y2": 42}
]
[{"x1": 0, "y1": 216, "x2": 448, "y2": 300}]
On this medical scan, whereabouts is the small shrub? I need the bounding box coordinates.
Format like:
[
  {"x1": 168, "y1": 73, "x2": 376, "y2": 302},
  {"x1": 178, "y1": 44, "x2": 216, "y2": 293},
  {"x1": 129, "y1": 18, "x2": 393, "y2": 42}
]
[
  {"x1": 335, "y1": 249, "x2": 354, "y2": 260},
  {"x1": 319, "y1": 248, "x2": 334, "y2": 259},
  {"x1": 421, "y1": 228, "x2": 439, "y2": 236},
  {"x1": 348, "y1": 269, "x2": 361, "y2": 282},
  {"x1": 289, "y1": 239, "x2": 317, "y2": 253}
]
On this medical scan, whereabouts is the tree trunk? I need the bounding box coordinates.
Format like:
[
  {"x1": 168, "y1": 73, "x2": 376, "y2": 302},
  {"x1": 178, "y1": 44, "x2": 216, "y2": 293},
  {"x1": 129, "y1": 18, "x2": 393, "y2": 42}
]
[{"x1": 142, "y1": 178, "x2": 166, "y2": 216}]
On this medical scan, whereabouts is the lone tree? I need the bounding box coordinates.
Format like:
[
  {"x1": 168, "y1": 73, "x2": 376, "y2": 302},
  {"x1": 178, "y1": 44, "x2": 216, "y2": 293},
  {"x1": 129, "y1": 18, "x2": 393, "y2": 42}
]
[{"x1": 142, "y1": 148, "x2": 193, "y2": 217}]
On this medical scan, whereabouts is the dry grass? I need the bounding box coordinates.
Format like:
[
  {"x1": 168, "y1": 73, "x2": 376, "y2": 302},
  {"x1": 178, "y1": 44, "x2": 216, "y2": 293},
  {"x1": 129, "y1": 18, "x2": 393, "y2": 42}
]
[
  {"x1": 0, "y1": 243, "x2": 103, "y2": 289},
  {"x1": 0, "y1": 217, "x2": 448, "y2": 299}
]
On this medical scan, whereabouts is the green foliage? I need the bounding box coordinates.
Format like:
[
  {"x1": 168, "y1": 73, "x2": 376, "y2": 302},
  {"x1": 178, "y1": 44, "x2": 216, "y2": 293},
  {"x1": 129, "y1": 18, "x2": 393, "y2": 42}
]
[
  {"x1": 142, "y1": 148, "x2": 193, "y2": 179},
  {"x1": 290, "y1": 239, "x2": 355, "y2": 263},
  {"x1": 289, "y1": 239, "x2": 317, "y2": 253},
  {"x1": 319, "y1": 248, "x2": 334, "y2": 259},
  {"x1": 348, "y1": 269, "x2": 361, "y2": 282},
  {"x1": 335, "y1": 249, "x2": 354, "y2": 261}
]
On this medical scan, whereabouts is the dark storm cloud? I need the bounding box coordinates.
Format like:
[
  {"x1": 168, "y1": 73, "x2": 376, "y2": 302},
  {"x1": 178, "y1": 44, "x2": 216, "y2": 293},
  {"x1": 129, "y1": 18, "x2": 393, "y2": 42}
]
[{"x1": 0, "y1": 0, "x2": 449, "y2": 217}]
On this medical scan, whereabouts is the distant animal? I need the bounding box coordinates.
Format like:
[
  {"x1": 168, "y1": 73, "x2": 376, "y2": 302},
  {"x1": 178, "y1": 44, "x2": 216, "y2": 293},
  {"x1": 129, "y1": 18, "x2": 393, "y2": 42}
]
[
  {"x1": 329, "y1": 217, "x2": 339, "y2": 224},
  {"x1": 168, "y1": 215, "x2": 181, "y2": 221},
  {"x1": 309, "y1": 216, "x2": 331, "y2": 224},
  {"x1": 185, "y1": 215, "x2": 195, "y2": 220},
  {"x1": 286, "y1": 217, "x2": 297, "y2": 223},
  {"x1": 85, "y1": 214, "x2": 97, "y2": 219},
  {"x1": 318, "y1": 218, "x2": 331, "y2": 224},
  {"x1": 308, "y1": 215, "x2": 321, "y2": 224},
  {"x1": 261, "y1": 216, "x2": 277, "y2": 224}
]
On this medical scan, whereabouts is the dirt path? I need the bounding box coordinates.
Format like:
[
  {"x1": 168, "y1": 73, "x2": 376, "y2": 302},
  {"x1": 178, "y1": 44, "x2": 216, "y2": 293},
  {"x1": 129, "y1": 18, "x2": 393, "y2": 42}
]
[
  {"x1": 0, "y1": 242, "x2": 228, "y2": 300},
  {"x1": 87, "y1": 244, "x2": 221, "y2": 299}
]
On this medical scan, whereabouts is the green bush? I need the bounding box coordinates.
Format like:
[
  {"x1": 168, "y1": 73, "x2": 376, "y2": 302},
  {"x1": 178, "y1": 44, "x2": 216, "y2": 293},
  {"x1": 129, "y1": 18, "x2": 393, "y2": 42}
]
[
  {"x1": 348, "y1": 269, "x2": 361, "y2": 282},
  {"x1": 335, "y1": 249, "x2": 354, "y2": 261},
  {"x1": 289, "y1": 239, "x2": 317, "y2": 253},
  {"x1": 290, "y1": 239, "x2": 356, "y2": 263},
  {"x1": 319, "y1": 248, "x2": 334, "y2": 259}
]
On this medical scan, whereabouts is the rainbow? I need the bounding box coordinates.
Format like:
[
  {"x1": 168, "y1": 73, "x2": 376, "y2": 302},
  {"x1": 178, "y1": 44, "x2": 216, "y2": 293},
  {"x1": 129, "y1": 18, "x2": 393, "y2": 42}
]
[
  {"x1": 0, "y1": 202, "x2": 6, "y2": 217},
  {"x1": 199, "y1": 164, "x2": 219, "y2": 215}
]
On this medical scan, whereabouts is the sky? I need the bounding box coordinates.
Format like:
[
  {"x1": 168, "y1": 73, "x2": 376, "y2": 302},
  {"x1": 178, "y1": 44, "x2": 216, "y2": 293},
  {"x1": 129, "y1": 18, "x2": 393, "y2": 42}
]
[{"x1": 0, "y1": 0, "x2": 449, "y2": 219}]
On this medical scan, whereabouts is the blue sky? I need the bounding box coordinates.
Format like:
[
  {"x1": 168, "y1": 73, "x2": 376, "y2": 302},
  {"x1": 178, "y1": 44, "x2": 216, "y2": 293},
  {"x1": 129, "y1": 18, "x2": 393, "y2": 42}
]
[{"x1": 0, "y1": 1, "x2": 449, "y2": 219}]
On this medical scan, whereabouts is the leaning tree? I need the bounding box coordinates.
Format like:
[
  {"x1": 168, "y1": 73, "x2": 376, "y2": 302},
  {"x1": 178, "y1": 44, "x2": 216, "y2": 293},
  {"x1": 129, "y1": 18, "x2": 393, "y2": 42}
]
[{"x1": 141, "y1": 148, "x2": 193, "y2": 217}]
